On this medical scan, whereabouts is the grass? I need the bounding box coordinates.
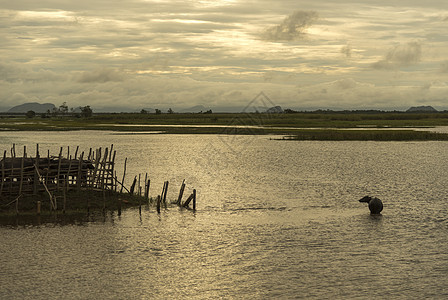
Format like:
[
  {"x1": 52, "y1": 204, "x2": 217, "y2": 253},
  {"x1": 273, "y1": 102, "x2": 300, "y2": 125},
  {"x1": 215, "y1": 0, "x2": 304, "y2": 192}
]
[
  {"x1": 2, "y1": 112, "x2": 448, "y2": 140},
  {"x1": 280, "y1": 129, "x2": 448, "y2": 141}
]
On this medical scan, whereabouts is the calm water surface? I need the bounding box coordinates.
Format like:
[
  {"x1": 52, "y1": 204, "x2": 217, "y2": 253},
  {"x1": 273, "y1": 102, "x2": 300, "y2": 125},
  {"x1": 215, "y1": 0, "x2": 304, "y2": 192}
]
[{"x1": 1, "y1": 131, "x2": 447, "y2": 299}]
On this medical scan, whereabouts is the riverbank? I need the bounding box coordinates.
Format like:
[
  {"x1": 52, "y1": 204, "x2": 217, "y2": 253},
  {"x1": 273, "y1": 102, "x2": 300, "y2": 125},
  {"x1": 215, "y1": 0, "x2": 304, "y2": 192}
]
[
  {"x1": 2, "y1": 112, "x2": 448, "y2": 140},
  {"x1": 279, "y1": 129, "x2": 448, "y2": 141}
]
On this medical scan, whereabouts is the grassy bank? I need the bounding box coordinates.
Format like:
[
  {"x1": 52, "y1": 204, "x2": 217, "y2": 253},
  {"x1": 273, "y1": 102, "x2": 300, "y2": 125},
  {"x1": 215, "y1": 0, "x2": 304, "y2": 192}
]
[
  {"x1": 2, "y1": 112, "x2": 448, "y2": 140},
  {"x1": 280, "y1": 129, "x2": 448, "y2": 141}
]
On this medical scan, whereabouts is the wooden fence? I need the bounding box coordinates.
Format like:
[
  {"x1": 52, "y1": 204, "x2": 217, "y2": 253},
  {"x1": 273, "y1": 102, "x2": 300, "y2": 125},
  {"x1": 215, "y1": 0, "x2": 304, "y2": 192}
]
[{"x1": 0, "y1": 144, "x2": 117, "y2": 200}]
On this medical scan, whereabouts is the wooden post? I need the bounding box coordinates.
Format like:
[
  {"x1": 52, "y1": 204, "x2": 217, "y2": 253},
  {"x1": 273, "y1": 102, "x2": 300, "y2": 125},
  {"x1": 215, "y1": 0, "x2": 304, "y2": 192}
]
[
  {"x1": 91, "y1": 148, "x2": 102, "y2": 188},
  {"x1": 0, "y1": 150, "x2": 6, "y2": 198},
  {"x1": 37, "y1": 201, "x2": 41, "y2": 215},
  {"x1": 138, "y1": 173, "x2": 141, "y2": 196},
  {"x1": 110, "y1": 150, "x2": 116, "y2": 190},
  {"x1": 177, "y1": 179, "x2": 185, "y2": 205},
  {"x1": 18, "y1": 147, "x2": 25, "y2": 196},
  {"x1": 192, "y1": 189, "x2": 196, "y2": 211},
  {"x1": 33, "y1": 144, "x2": 40, "y2": 195},
  {"x1": 156, "y1": 195, "x2": 161, "y2": 213},
  {"x1": 74, "y1": 146, "x2": 79, "y2": 160},
  {"x1": 77, "y1": 152, "x2": 84, "y2": 190},
  {"x1": 139, "y1": 187, "x2": 142, "y2": 215},
  {"x1": 145, "y1": 179, "x2": 150, "y2": 201},
  {"x1": 56, "y1": 147, "x2": 63, "y2": 190},
  {"x1": 129, "y1": 176, "x2": 137, "y2": 194},
  {"x1": 182, "y1": 193, "x2": 194, "y2": 208},
  {"x1": 63, "y1": 178, "x2": 67, "y2": 214},
  {"x1": 143, "y1": 173, "x2": 148, "y2": 199},
  {"x1": 9, "y1": 153, "x2": 14, "y2": 197},
  {"x1": 163, "y1": 181, "x2": 169, "y2": 206},
  {"x1": 120, "y1": 157, "x2": 127, "y2": 194},
  {"x1": 15, "y1": 194, "x2": 19, "y2": 215}
]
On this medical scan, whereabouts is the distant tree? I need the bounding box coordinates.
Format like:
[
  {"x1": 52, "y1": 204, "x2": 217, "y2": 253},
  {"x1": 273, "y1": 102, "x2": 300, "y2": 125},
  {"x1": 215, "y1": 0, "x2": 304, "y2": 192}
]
[
  {"x1": 25, "y1": 110, "x2": 36, "y2": 118},
  {"x1": 155, "y1": 109, "x2": 162, "y2": 115},
  {"x1": 141, "y1": 109, "x2": 148, "y2": 114},
  {"x1": 59, "y1": 102, "x2": 69, "y2": 115},
  {"x1": 284, "y1": 108, "x2": 297, "y2": 114},
  {"x1": 167, "y1": 108, "x2": 174, "y2": 114},
  {"x1": 203, "y1": 109, "x2": 213, "y2": 114},
  {"x1": 80, "y1": 105, "x2": 93, "y2": 118}
]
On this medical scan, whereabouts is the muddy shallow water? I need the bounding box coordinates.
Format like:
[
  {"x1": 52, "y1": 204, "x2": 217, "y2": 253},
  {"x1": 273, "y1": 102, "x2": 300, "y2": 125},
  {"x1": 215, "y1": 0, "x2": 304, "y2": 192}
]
[{"x1": 1, "y1": 131, "x2": 447, "y2": 299}]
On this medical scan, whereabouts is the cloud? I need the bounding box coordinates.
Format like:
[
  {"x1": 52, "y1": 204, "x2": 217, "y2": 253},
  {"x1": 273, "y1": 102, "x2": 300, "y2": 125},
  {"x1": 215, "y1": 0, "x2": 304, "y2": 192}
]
[
  {"x1": 340, "y1": 44, "x2": 351, "y2": 58},
  {"x1": 372, "y1": 41, "x2": 422, "y2": 70},
  {"x1": 75, "y1": 68, "x2": 125, "y2": 83},
  {"x1": 262, "y1": 11, "x2": 318, "y2": 42},
  {"x1": 440, "y1": 61, "x2": 448, "y2": 73}
]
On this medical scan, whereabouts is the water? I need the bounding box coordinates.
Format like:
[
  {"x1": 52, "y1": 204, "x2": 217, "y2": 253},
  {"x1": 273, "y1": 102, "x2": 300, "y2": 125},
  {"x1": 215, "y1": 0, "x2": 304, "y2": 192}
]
[{"x1": 1, "y1": 131, "x2": 447, "y2": 299}]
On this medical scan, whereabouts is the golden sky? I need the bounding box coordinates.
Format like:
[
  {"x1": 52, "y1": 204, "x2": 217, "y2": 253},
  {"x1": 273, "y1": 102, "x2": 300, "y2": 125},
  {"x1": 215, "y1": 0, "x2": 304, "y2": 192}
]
[{"x1": 1, "y1": 0, "x2": 448, "y2": 111}]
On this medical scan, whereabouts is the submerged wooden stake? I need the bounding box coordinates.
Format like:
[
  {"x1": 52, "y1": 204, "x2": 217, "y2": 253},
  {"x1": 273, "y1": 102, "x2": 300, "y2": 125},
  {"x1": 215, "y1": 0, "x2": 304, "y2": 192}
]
[
  {"x1": 156, "y1": 195, "x2": 161, "y2": 213},
  {"x1": 192, "y1": 189, "x2": 196, "y2": 211},
  {"x1": 177, "y1": 180, "x2": 185, "y2": 205}
]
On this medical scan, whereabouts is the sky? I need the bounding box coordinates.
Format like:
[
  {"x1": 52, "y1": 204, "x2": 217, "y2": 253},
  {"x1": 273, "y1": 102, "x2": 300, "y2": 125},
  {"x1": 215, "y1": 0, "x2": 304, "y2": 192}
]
[{"x1": 1, "y1": 0, "x2": 448, "y2": 112}]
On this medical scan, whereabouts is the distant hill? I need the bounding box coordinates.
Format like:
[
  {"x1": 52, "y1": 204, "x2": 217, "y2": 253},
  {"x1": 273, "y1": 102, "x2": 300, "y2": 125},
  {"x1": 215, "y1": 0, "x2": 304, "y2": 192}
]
[
  {"x1": 180, "y1": 105, "x2": 209, "y2": 113},
  {"x1": 8, "y1": 102, "x2": 56, "y2": 113},
  {"x1": 266, "y1": 106, "x2": 284, "y2": 113},
  {"x1": 140, "y1": 108, "x2": 156, "y2": 113},
  {"x1": 406, "y1": 106, "x2": 437, "y2": 113}
]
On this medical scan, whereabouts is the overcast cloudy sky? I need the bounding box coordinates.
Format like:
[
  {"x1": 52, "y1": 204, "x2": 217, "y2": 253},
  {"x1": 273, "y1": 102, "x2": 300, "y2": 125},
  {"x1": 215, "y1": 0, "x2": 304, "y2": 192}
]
[{"x1": 1, "y1": 0, "x2": 448, "y2": 111}]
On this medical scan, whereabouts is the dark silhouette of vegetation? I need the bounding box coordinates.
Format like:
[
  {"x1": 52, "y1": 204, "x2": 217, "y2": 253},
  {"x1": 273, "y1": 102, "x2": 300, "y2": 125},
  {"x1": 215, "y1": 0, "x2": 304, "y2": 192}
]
[
  {"x1": 141, "y1": 109, "x2": 148, "y2": 114},
  {"x1": 167, "y1": 108, "x2": 174, "y2": 114},
  {"x1": 59, "y1": 102, "x2": 69, "y2": 115},
  {"x1": 25, "y1": 110, "x2": 36, "y2": 118},
  {"x1": 155, "y1": 109, "x2": 162, "y2": 115},
  {"x1": 80, "y1": 106, "x2": 93, "y2": 118}
]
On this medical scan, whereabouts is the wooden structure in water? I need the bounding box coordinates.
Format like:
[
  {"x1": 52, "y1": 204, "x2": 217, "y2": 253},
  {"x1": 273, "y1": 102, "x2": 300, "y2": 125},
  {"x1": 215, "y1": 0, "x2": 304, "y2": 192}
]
[
  {"x1": 0, "y1": 144, "x2": 197, "y2": 214},
  {"x1": 0, "y1": 144, "x2": 116, "y2": 198}
]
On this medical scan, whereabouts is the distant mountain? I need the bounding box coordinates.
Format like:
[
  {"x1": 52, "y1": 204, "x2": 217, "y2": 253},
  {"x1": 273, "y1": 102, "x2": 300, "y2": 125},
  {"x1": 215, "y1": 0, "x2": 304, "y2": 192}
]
[
  {"x1": 180, "y1": 105, "x2": 209, "y2": 113},
  {"x1": 406, "y1": 106, "x2": 437, "y2": 113},
  {"x1": 140, "y1": 108, "x2": 156, "y2": 113},
  {"x1": 265, "y1": 106, "x2": 284, "y2": 113},
  {"x1": 8, "y1": 102, "x2": 56, "y2": 113}
]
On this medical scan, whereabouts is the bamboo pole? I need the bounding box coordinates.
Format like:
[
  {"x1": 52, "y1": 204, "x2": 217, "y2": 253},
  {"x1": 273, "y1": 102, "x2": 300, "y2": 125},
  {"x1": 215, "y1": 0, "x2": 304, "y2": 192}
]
[
  {"x1": 63, "y1": 178, "x2": 67, "y2": 214},
  {"x1": 192, "y1": 189, "x2": 196, "y2": 211},
  {"x1": 138, "y1": 174, "x2": 141, "y2": 196},
  {"x1": 9, "y1": 151, "x2": 14, "y2": 197},
  {"x1": 74, "y1": 146, "x2": 79, "y2": 160},
  {"x1": 129, "y1": 176, "x2": 137, "y2": 194},
  {"x1": 0, "y1": 150, "x2": 6, "y2": 198},
  {"x1": 18, "y1": 146, "x2": 25, "y2": 196},
  {"x1": 143, "y1": 173, "x2": 148, "y2": 198},
  {"x1": 163, "y1": 181, "x2": 169, "y2": 205},
  {"x1": 77, "y1": 152, "x2": 84, "y2": 190},
  {"x1": 145, "y1": 179, "x2": 150, "y2": 201},
  {"x1": 33, "y1": 144, "x2": 40, "y2": 195},
  {"x1": 139, "y1": 186, "x2": 142, "y2": 215},
  {"x1": 177, "y1": 179, "x2": 186, "y2": 205},
  {"x1": 56, "y1": 147, "x2": 63, "y2": 190},
  {"x1": 66, "y1": 155, "x2": 73, "y2": 187},
  {"x1": 120, "y1": 157, "x2": 127, "y2": 194},
  {"x1": 34, "y1": 164, "x2": 55, "y2": 210},
  {"x1": 156, "y1": 195, "x2": 161, "y2": 213},
  {"x1": 183, "y1": 193, "x2": 195, "y2": 208}
]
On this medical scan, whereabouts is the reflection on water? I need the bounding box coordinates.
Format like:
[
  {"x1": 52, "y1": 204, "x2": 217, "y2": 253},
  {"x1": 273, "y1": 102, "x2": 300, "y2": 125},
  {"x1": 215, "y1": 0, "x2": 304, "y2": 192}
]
[{"x1": 1, "y1": 131, "x2": 447, "y2": 299}]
